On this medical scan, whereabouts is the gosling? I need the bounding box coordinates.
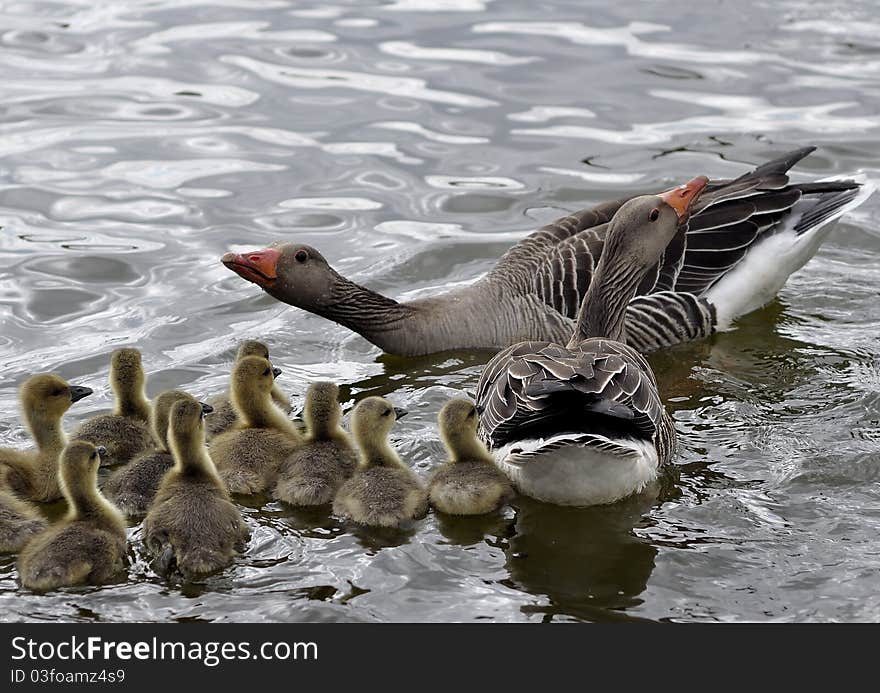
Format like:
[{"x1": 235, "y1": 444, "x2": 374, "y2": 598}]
[
  {"x1": 427, "y1": 398, "x2": 515, "y2": 515},
  {"x1": 18, "y1": 442, "x2": 127, "y2": 591},
  {"x1": 72, "y1": 348, "x2": 154, "y2": 466},
  {"x1": 103, "y1": 390, "x2": 199, "y2": 517},
  {"x1": 209, "y1": 355, "x2": 302, "y2": 495},
  {"x1": 332, "y1": 397, "x2": 427, "y2": 528},
  {"x1": 207, "y1": 340, "x2": 291, "y2": 440},
  {"x1": 273, "y1": 382, "x2": 357, "y2": 506},
  {"x1": 0, "y1": 374, "x2": 93, "y2": 502},
  {"x1": 144, "y1": 399, "x2": 250, "y2": 579}
]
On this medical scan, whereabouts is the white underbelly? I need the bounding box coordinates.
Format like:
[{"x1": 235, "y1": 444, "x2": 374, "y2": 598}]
[{"x1": 493, "y1": 434, "x2": 660, "y2": 507}]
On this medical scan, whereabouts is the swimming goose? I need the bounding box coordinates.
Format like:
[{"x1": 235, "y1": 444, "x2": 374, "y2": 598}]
[
  {"x1": 209, "y1": 355, "x2": 302, "y2": 495},
  {"x1": 72, "y1": 348, "x2": 154, "y2": 466},
  {"x1": 206, "y1": 340, "x2": 291, "y2": 440},
  {"x1": 427, "y1": 398, "x2": 515, "y2": 516},
  {"x1": 103, "y1": 390, "x2": 201, "y2": 517},
  {"x1": 223, "y1": 147, "x2": 871, "y2": 357},
  {"x1": 18, "y1": 442, "x2": 127, "y2": 591},
  {"x1": 475, "y1": 177, "x2": 709, "y2": 506},
  {"x1": 144, "y1": 399, "x2": 250, "y2": 579},
  {"x1": 0, "y1": 374, "x2": 93, "y2": 503},
  {"x1": 273, "y1": 381, "x2": 357, "y2": 506},
  {"x1": 332, "y1": 397, "x2": 427, "y2": 528}
]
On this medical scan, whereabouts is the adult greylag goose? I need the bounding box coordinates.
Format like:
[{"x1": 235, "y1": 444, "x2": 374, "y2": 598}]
[
  {"x1": 72, "y1": 348, "x2": 154, "y2": 466},
  {"x1": 18, "y1": 442, "x2": 127, "y2": 591},
  {"x1": 222, "y1": 147, "x2": 871, "y2": 357},
  {"x1": 144, "y1": 398, "x2": 250, "y2": 579},
  {"x1": 206, "y1": 340, "x2": 291, "y2": 440},
  {"x1": 0, "y1": 374, "x2": 93, "y2": 503},
  {"x1": 474, "y1": 178, "x2": 709, "y2": 506},
  {"x1": 272, "y1": 381, "x2": 357, "y2": 507},
  {"x1": 427, "y1": 398, "x2": 515, "y2": 516}
]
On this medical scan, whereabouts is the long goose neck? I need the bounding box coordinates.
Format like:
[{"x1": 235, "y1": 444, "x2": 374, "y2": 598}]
[
  {"x1": 170, "y1": 426, "x2": 221, "y2": 483},
  {"x1": 358, "y1": 435, "x2": 403, "y2": 469},
  {"x1": 569, "y1": 246, "x2": 643, "y2": 346},
  {"x1": 236, "y1": 389, "x2": 300, "y2": 438},
  {"x1": 113, "y1": 382, "x2": 150, "y2": 421},
  {"x1": 446, "y1": 432, "x2": 493, "y2": 464},
  {"x1": 64, "y1": 477, "x2": 123, "y2": 530},
  {"x1": 25, "y1": 410, "x2": 66, "y2": 459},
  {"x1": 321, "y1": 272, "x2": 419, "y2": 350}
]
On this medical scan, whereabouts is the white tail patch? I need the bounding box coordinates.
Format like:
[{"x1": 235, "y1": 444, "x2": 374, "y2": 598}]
[{"x1": 706, "y1": 173, "x2": 875, "y2": 330}]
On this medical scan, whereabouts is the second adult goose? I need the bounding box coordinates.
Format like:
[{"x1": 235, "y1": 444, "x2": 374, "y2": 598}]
[
  {"x1": 222, "y1": 147, "x2": 870, "y2": 357},
  {"x1": 475, "y1": 177, "x2": 709, "y2": 506}
]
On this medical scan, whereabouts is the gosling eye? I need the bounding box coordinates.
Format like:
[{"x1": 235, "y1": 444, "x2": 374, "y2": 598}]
[
  {"x1": 467, "y1": 408, "x2": 476, "y2": 419},
  {"x1": 89, "y1": 451, "x2": 97, "y2": 460},
  {"x1": 381, "y1": 408, "x2": 391, "y2": 417},
  {"x1": 51, "y1": 388, "x2": 65, "y2": 397},
  {"x1": 294, "y1": 249, "x2": 309, "y2": 263},
  {"x1": 262, "y1": 367, "x2": 270, "y2": 376},
  {"x1": 649, "y1": 208, "x2": 660, "y2": 222}
]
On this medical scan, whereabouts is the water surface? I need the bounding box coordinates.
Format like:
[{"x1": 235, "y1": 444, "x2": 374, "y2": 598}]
[{"x1": 1, "y1": 0, "x2": 879, "y2": 622}]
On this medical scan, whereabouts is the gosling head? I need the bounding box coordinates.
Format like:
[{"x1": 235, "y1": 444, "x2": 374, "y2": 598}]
[
  {"x1": 20, "y1": 373, "x2": 92, "y2": 422},
  {"x1": 304, "y1": 381, "x2": 342, "y2": 436},
  {"x1": 230, "y1": 355, "x2": 281, "y2": 401},
  {"x1": 351, "y1": 396, "x2": 407, "y2": 454},
  {"x1": 152, "y1": 390, "x2": 199, "y2": 450},
  {"x1": 168, "y1": 398, "x2": 214, "y2": 448},
  {"x1": 438, "y1": 398, "x2": 492, "y2": 463},
  {"x1": 59, "y1": 440, "x2": 105, "y2": 499},
  {"x1": 110, "y1": 347, "x2": 145, "y2": 390},
  {"x1": 235, "y1": 340, "x2": 270, "y2": 361}
]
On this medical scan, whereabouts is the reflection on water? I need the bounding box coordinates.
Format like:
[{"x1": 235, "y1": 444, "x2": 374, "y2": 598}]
[{"x1": 1, "y1": 0, "x2": 880, "y2": 622}]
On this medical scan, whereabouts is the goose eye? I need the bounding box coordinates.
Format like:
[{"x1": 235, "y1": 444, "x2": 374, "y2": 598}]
[
  {"x1": 381, "y1": 408, "x2": 391, "y2": 417},
  {"x1": 649, "y1": 208, "x2": 660, "y2": 222},
  {"x1": 90, "y1": 451, "x2": 97, "y2": 460},
  {"x1": 294, "y1": 249, "x2": 309, "y2": 263},
  {"x1": 51, "y1": 388, "x2": 64, "y2": 397},
  {"x1": 467, "y1": 408, "x2": 475, "y2": 419},
  {"x1": 262, "y1": 368, "x2": 270, "y2": 376}
]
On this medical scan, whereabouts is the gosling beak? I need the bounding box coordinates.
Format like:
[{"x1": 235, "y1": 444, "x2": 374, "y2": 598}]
[
  {"x1": 68, "y1": 385, "x2": 93, "y2": 403},
  {"x1": 393, "y1": 407, "x2": 408, "y2": 420},
  {"x1": 659, "y1": 175, "x2": 709, "y2": 221},
  {"x1": 221, "y1": 247, "x2": 281, "y2": 288},
  {"x1": 96, "y1": 445, "x2": 107, "y2": 459},
  {"x1": 272, "y1": 367, "x2": 282, "y2": 378},
  {"x1": 200, "y1": 402, "x2": 214, "y2": 415}
]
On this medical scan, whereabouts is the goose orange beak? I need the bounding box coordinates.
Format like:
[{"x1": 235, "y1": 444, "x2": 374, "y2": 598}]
[
  {"x1": 221, "y1": 248, "x2": 281, "y2": 287},
  {"x1": 659, "y1": 175, "x2": 709, "y2": 221}
]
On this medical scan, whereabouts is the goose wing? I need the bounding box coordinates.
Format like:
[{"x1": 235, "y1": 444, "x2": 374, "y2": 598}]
[{"x1": 476, "y1": 338, "x2": 667, "y2": 451}]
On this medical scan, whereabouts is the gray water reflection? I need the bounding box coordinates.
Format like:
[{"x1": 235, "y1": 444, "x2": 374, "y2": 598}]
[{"x1": 1, "y1": 0, "x2": 879, "y2": 622}]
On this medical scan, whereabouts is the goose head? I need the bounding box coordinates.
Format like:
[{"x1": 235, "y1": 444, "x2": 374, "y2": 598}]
[
  {"x1": 109, "y1": 348, "x2": 145, "y2": 398},
  {"x1": 304, "y1": 381, "x2": 342, "y2": 433},
  {"x1": 230, "y1": 355, "x2": 281, "y2": 405},
  {"x1": 20, "y1": 373, "x2": 92, "y2": 421},
  {"x1": 351, "y1": 396, "x2": 407, "y2": 464},
  {"x1": 603, "y1": 176, "x2": 708, "y2": 270},
  {"x1": 59, "y1": 440, "x2": 105, "y2": 499},
  {"x1": 235, "y1": 340, "x2": 270, "y2": 361},
  {"x1": 222, "y1": 243, "x2": 341, "y2": 311}
]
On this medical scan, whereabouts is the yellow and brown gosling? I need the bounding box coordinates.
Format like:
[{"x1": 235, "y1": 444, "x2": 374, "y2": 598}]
[
  {"x1": 72, "y1": 348, "x2": 154, "y2": 466},
  {"x1": 103, "y1": 390, "x2": 201, "y2": 518},
  {"x1": 206, "y1": 340, "x2": 291, "y2": 440},
  {"x1": 18, "y1": 441, "x2": 127, "y2": 591},
  {"x1": 0, "y1": 373, "x2": 92, "y2": 503},
  {"x1": 209, "y1": 355, "x2": 302, "y2": 495},
  {"x1": 144, "y1": 398, "x2": 250, "y2": 579},
  {"x1": 333, "y1": 397, "x2": 426, "y2": 528},
  {"x1": 273, "y1": 381, "x2": 357, "y2": 506},
  {"x1": 428, "y1": 398, "x2": 514, "y2": 515}
]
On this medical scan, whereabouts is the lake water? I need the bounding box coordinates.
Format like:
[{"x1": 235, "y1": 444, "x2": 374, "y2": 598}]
[{"x1": 1, "y1": 0, "x2": 879, "y2": 623}]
